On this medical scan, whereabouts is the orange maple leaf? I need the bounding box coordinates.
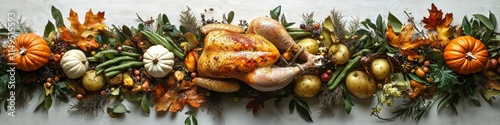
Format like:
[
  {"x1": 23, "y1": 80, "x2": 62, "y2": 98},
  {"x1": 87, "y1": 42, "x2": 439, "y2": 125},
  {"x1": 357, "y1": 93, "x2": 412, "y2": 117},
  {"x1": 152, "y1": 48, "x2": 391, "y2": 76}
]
[
  {"x1": 422, "y1": 3, "x2": 443, "y2": 31},
  {"x1": 153, "y1": 75, "x2": 205, "y2": 112},
  {"x1": 429, "y1": 13, "x2": 454, "y2": 48},
  {"x1": 387, "y1": 23, "x2": 430, "y2": 60},
  {"x1": 59, "y1": 9, "x2": 106, "y2": 51}
]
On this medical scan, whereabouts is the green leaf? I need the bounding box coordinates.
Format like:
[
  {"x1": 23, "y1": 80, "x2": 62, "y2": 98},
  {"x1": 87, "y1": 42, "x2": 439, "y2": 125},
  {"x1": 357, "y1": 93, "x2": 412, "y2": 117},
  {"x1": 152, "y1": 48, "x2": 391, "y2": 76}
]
[
  {"x1": 295, "y1": 99, "x2": 310, "y2": 110},
  {"x1": 281, "y1": 14, "x2": 288, "y2": 27},
  {"x1": 122, "y1": 25, "x2": 133, "y2": 38},
  {"x1": 343, "y1": 96, "x2": 352, "y2": 114},
  {"x1": 138, "y1": 23, "x2": 145, "y2": 31},
  {"x1": 51, "y1": 6, "x2": 65, "y2": 27},
  {"x1": 474, "y1": 14, "x2": 494, "y2": 30},
  {"x1": 35, "y1": 92, "x2": 45, "y2": 110},
  {"x1": 388, "y1": 12, "x2": 402, "y2": 32},
  {"x1": 408, "y1": 73, "x2": 428, "y2": 84},
  {"x1": 0, "y1": 74, "x2": 8, "y2": 95},
  {"x1": 3, "y1": 100, "x2": 7, "y2": 112},
  {"x1": 44, "y1": 95, "x2": 52, "y2": 110},
  {"x1": 141, "y1": 94, "x2": 150, "y2": 115},
  {"x1": 192, "y1": 115, "x2": 198, "y2": 125},
  {"x1": 490, "y1": 11, "x2": 497, "y2": 28},
  {"x1": 113, "y1": 103, "x2": 128, "y2": 113},
  {"x1": 376, "y1": 14, "x2": 383, "y2": 32},
  {"x1": 126, "y1": 93, "x2": 143, "y2": 102},
  {"x1": 227, "y1": 11, "x2": 234, "y2": 24},
  {"x1": 430, "y1": 63, "x2": 459, "y2": 93},
  {"x1": 185, "y1": 117, "x2": 191, "y2": 125},
  {"x1": 112, "y1": 25, "x2": 127, "y2": 43},
  {"x1": 55, "y1": 87, "x2": 69, "y2": 103},
  {"x1": 162, "y1": 14, "x2": 170, "y2": 25},
  {"x1": 288, "y1": 99, "x2": 296, "y2": 113},
  {"x1": 43, "y1": 21, "x2": 55, "y2": 38},
  {"x1": 295, "y1": 103, "x2": 313, "y2": 122},
  {"x1": 462, "y1": 16, "x2": 472, "y2": 35},
  {"x1": 437, "y1": 97, "x2": 448, "y2": 111},
  {"x1": 469, "y1": 98, "x2": 481, "y2": 106},
  {"x1": 425, "y1": 50, "x2": 443, "y2": 64},
  {"x1": 270, "y1": 6, "x2": 281, "y2": 21}
]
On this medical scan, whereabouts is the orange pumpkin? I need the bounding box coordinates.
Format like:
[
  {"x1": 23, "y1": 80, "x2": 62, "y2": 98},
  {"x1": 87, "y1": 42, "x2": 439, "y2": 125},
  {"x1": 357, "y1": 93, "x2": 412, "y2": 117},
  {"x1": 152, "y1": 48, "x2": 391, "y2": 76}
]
[
  {"x1": 5, "y1": 33, "x2": 51, "y2": 72},
  {"x1": 443, "y1": 36, "x2": 488, "y2": 74}
]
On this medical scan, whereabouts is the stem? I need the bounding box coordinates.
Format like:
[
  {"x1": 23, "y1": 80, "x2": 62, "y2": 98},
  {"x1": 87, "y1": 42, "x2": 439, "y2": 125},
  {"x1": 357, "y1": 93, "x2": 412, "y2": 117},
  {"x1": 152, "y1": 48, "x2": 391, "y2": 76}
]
[
  {"x1": 153, "y1": 58, "x2": 158, "y2": 64},
  {"x1": 465, "y1": 52, "x2": 477, "y2": 60},
  {"x1": 20, "y1": 47, "x2": 27, "y2": 55}
]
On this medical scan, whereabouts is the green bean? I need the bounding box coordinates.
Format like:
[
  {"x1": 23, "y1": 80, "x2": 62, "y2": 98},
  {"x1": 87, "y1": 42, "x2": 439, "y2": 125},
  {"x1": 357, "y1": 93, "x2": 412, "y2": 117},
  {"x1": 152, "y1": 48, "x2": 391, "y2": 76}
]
[
  {"x1": 96, "y1": 56, "x2": 137, "y2": 70},
  {"x1": 105, "y1": 61, "x2": 143, "y2": 73},
  {"x1": 326, "y1": 66, "x2": 345, "y2": 86},
  {"x1": 105, "y1": 71, "x2": 122, "y2": 78},
  {"x1": 96, "y1": 68, "x2": 104, "y2": 75},
  {"x1": 86, "y1": 57, "x2": 99, "y2": 62},
  {"x1": 119, "y1": 51, "x2": 140, "y2": 57},
  {"x1": 121, "y1": 45, "x2": 137, "y2": 51},
  {"x1": 328, "y1": 56, "x2": 361, "y2": 90},
  {"x1": 93, "y1": 49, "x2": 119, "y2": 59}
]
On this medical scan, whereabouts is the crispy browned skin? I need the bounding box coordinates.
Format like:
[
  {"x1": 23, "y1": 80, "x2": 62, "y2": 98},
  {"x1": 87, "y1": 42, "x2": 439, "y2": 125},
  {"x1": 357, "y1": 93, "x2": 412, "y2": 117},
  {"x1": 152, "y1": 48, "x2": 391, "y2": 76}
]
[{"x1": 196, "y1": 17, "x2": 316, "y2": 92}]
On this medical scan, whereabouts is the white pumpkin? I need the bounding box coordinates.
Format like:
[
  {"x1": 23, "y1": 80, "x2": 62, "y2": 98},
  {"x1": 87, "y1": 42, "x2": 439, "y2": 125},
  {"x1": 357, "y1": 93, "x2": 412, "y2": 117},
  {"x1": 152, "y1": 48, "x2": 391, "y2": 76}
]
[
  {"x1": 143, "y1": 45, "x2": 175, "y2": 78},
  {"x1": 60, "y1": 49, "x2": 89, "y2": 79}
]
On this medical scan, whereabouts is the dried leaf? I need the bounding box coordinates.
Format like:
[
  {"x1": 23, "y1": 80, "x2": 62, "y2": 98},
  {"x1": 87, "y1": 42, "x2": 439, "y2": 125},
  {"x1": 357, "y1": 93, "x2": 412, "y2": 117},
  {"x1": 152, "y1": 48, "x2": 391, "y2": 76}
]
[
  {"x1": 387, "y1": 24, "x2": 430, "y2": 60},
  {"x1": 154, "y1": 77, "x2": 205, "y2": 112},
  {"x1": 480, "y1": 89, "x2": 500, "y2": 101},
  {"x1": 59, "y1": 9, "x2": 106, "y2": 51},
  {"x1": 422, "y1": 3, "x2": 443, "y2": 30}
]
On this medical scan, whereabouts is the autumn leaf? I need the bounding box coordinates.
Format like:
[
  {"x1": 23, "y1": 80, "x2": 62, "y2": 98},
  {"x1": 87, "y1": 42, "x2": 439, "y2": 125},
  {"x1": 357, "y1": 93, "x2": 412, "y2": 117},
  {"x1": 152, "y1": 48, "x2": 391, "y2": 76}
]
[
  {"x1": 154, "y1": 75, "x2": 205, "y2": 112},
  {"x1": 387, "y1": 23, "x2": 430, "y2": 60},
  {"x1": 422, "y1": 3, "x2": 443, "y2": 31},
  {"x1": 422, "y1": 4, "x2": 454, "y2": 48},
  {"x1": 59, "y1": 9, "x2": 106, "y2": 51}
]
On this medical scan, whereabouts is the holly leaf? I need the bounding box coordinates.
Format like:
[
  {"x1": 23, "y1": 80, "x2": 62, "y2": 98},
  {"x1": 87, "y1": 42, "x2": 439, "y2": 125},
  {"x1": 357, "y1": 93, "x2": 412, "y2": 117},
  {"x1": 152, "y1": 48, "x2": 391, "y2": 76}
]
[{"x1": 429, "y1": 63, "x2": 459, "y2": 93}]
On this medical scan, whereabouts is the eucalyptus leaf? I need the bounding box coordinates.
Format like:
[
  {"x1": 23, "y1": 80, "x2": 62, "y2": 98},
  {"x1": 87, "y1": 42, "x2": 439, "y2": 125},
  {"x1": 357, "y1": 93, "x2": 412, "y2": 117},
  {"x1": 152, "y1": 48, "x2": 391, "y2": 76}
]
[
  {"x1": 43, "y1": 21, "x2": 55, "y2": 38},
  {"x1": 462, "y1": 16, "x2": 472, "y2": 35},
  {"x1": 113, "y1": 103, "x2": 128, "y2": 113},
  {"x1": 141, "y1": 94, "x2": 150, "y2": 115},
  {"x1": 51, "y1": 6, "x2": 65, "y2": 27},
  {"x1": 228, "y1": 11, "x2": 234, "y2": 24},
  {"x1": 474, "y1": 14, "x2": 494, "y2": 30},
  {"x1": 323, "y1": 16, "x2": 334, "y2": 32},
  {"x1": 44, "y1": 95, "x2": 52, "y2": 110},
  {"x1": 388, "y1": 12, "x2": 402, "y2": 33}
]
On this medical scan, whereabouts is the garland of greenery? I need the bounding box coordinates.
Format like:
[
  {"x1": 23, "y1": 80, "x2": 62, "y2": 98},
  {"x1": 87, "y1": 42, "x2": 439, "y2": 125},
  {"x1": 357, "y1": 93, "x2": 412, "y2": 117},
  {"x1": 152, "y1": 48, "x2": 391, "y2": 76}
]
[{"x1": 0, "y1": 3, "x2": 499, "y2": 124}]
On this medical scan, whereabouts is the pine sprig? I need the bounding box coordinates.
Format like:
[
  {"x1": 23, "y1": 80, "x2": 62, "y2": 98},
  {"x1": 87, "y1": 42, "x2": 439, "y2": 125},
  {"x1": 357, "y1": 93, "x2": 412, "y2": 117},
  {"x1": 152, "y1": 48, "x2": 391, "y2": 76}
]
[{"x1": 180, "y1": 6, "x2": 198, "y2": 33}]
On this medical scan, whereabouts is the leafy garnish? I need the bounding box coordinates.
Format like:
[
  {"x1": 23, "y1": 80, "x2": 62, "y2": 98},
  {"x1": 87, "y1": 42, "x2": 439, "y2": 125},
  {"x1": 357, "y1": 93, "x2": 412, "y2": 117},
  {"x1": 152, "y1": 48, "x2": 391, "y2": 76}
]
[
  {"x1": 289, "y1": 98, "x2": 313, "y2": 122},
  {"x1": 429, "y1": 63, "x2": 458, "y2": 93}
]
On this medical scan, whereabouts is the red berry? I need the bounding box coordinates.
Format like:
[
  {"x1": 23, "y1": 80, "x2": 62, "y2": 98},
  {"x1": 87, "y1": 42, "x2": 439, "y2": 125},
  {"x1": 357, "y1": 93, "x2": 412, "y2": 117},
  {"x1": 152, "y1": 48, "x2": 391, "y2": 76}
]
[
  {"x1": 320, "y1": 72, "x2": 331, "y2": 82},
  {"x1": 100, "y1": 90, "x2": 107, "y2": 96},
  {"x1": 326, "y1": 69, "x2": 333, "y2": 75},
  {"x1": 313, "y1": 23, "x2": 320, "y2": 29},
  {"x1": 489, "y1": 58, "x2": 498, "y2": 69},
  {"x1": 76, "y1": 94, "x2": 84, "y2": 100},
  {"x1": 134, "y1": 70, "x2": 141, "y2": 76},
  {"x1": 191, "y1": 72, "x2": 197, "y2": 78}
]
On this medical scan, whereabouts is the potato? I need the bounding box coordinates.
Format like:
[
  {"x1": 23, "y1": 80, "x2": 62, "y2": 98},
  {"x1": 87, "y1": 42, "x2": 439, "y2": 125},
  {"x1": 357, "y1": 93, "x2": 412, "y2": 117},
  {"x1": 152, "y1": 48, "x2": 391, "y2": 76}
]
[
  {"x1": 298, "y1": 38, "x2": 320, "y2": 54},
  {"x1": 329, "y1": 44, "x2": 349, "y2": 65},
  {"x1": 345, "y1": 70, "x2": 376, "y2": 98},
  {"x1": 370, "y1": 58, "x2": 391, "y2": 80},
  {"x1": 82, "y1": 70, "x2": 106, "y2": 91},
  {"x1": 293, "y1": 74, "x2": 322, "y2": 98}
]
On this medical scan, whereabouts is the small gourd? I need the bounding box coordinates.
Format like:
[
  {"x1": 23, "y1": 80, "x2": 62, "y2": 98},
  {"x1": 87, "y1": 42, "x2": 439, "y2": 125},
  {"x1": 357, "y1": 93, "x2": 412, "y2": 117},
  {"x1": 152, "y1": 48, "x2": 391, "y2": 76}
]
[
  {"x1": 143, "y1": 45, "x2": 175, "y2": 78},
  {"x1": 443, "y1": 36, "x2": 488, "y2": 74},
  {"x1": 5, "y1": 33, "x2": 51, "y2": 71},
  {"x1": 60, "y1": 49, "x2": 89, "y2": 79}
]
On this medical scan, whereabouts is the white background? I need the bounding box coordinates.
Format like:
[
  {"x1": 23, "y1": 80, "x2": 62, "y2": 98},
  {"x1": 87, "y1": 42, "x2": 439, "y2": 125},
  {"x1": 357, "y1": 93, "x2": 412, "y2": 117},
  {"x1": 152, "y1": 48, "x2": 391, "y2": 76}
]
[{"x1": 1, "y1": 0, "x2": 500, "y2": 125}]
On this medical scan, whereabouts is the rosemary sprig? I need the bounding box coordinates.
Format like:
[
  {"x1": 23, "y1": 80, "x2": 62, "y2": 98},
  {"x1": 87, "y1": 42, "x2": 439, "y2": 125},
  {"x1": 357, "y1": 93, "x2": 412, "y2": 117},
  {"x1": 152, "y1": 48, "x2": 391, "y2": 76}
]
[{"x1": 180, "y1": 6, "x2": 198, "y2": 33}]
